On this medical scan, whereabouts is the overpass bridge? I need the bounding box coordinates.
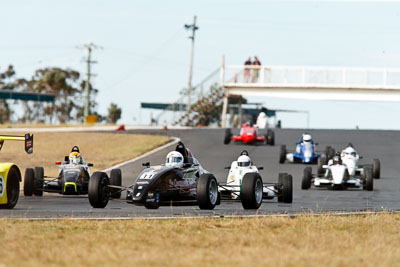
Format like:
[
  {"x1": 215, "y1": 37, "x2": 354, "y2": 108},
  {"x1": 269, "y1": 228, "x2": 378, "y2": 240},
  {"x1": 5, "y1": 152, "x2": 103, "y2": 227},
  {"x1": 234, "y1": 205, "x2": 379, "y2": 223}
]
[{"x1": 220, "y1": 63, "x2": 400, "y2": 127}]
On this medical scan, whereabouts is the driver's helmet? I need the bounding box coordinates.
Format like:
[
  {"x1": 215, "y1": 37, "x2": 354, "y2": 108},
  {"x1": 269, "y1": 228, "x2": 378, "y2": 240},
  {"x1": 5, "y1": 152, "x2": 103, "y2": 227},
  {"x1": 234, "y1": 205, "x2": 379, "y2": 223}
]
[
  {"x1": 302, "y1": 133, "x2": 312, "y2": 143},
  {"x1": 245, "y1": 121, "x2": 253, "y2": 127},
  {"x1": 237, "y1": 155, "x2": 251, "y2": 167},
  {"x1": 69, "y1": 151, "x2": 81, "y2": 165},
  {"x1": 165, "y1": 151, "x2": 184, "y2": 168},
  {"x1": 343, "y1": 146, "x2": 357, "y2": 157},
  {"x1": 333, "y1": 152, "x2": 342, "y2": 165}
]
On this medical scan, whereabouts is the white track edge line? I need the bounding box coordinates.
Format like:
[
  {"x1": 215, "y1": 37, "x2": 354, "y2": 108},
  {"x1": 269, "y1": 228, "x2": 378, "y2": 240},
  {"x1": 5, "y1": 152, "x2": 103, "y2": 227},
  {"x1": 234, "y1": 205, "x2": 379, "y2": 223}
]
[
  {"x1": 7, "y1": 210, "x2": 400, "y2": 221},
  {"x1": 102, "y1": 137, "x2": 180, "y2": 172}
]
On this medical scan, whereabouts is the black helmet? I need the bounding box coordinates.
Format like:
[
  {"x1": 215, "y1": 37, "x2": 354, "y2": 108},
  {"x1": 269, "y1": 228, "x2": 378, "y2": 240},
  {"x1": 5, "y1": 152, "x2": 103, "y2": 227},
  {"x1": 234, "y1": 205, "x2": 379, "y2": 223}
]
[{"x1": 71, "y1": 146, "x2": 80, "y2": 153}]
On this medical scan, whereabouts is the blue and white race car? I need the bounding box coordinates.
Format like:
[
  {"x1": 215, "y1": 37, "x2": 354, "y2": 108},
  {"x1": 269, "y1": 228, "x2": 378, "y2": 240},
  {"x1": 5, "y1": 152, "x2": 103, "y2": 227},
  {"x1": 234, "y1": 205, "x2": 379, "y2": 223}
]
[{"x1": 279, "y1": 133, "x2": 335, "y2": 164}]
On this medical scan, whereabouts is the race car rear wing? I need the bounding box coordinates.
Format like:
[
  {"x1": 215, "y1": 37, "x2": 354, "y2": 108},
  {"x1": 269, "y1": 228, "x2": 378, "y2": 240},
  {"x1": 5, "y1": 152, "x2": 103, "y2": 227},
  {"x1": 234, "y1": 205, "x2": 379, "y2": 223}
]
[{"x1": 0, "y1": 133, "x2": 34, "y2": 154}]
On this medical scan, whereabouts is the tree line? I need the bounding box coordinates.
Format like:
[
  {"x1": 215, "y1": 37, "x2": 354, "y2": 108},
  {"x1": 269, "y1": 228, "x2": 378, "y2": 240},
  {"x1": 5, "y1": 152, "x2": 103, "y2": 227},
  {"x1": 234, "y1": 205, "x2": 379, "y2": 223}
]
[{"x1": 0, "y1": 65, "x2": 121, "y2": 124}]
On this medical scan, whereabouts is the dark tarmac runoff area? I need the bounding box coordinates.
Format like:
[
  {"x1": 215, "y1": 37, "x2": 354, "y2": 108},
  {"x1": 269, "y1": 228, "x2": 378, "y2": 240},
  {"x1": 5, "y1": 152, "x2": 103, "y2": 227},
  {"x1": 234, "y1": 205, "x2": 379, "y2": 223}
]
[{"x1": 2, "y1": 128, "x2": 400, "y2": 219}]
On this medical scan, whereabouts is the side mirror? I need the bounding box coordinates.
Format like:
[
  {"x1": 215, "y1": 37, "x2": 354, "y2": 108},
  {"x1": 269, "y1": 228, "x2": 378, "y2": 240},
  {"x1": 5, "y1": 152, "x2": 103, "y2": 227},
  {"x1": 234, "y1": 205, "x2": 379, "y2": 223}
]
[
  {"x1": 88, "y1": 163, "x2": 94, "y2": 167},
  {"x1": 183, "y1": 163, "x2": 192, "y2": 168},
  {"x1": 55, "y1": 161, "x2": 61, "y2": 165},
  {"x1": 258, "y1": 166, "x2": 264, "y2": 170},
  {"x1": 359, "y1": 156, "x2": 363, "y2": 159},
  {"x1": 142, "y1": 162, "x2": 150, "y2": 168},
  {"x1": 193, "y1": 164, "x2": 199, "y2": 167},
  {"x1": 315, "y1": 142, "x2": 319, "y2": 146},
  {"x1": 224, "y1": 166, "x2": 230, "y2": 170}
]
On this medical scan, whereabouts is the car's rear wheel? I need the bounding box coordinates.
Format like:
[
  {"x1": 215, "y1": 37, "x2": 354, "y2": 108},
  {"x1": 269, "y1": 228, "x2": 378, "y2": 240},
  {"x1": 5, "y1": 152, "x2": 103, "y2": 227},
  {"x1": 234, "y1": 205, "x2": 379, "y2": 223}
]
[
  {"x1": 88, "y1": 172, "x2": 110, "y2": 208},
  {"x1": 241, "y1": 172, "x2": 263, "y2": 209},
  {"x1": 364, "y1": 167, "x2": 373, "y2": 191},
  {"x1": 224, "y1": 129, "x2": 232, "y2": 145},
  {"x1": 33, "y1": 166, "x2": 44, "y2": 196},
  {"x1": 24, "y1": 168, "x2": 34, "y2": 196},
  {"x1": 372, "y1": 159, "x2": 380, "y2": 179},
  {"x1": 281, "y1": 173, "x2": 293, "y2": 203},
  {"x1": 110, "y1": 169, "x2": 122, "y2": 199},
  {"x1": 325, "y1": 146, "x2": 335, "y2": 160},
  {"x1": 317, "y1": 156, "x2": 327, "y2": 177},
  {"x1": 302, "y1": 167, "x2": 312, "y2": 190},
  {"x1": 197, "y1": 174, "x2": 218, "y2": 210},
  {"x1": 0, "y1": 166, "x2": 21, "y2": 209},
  {"x1": 279, "y1": 145, "x2": 286, "y2": 164}
]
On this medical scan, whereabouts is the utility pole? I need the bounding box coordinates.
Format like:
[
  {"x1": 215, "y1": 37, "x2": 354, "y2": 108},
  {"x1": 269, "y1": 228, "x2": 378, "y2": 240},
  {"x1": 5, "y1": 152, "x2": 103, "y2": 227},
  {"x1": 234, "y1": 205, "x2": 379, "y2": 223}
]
[
  {"x1": 77, "y1": 42, "x2": 102, "y2": 119},
  {"x1": 184, "y1": 16, "x2": 199, "y2": 112}
]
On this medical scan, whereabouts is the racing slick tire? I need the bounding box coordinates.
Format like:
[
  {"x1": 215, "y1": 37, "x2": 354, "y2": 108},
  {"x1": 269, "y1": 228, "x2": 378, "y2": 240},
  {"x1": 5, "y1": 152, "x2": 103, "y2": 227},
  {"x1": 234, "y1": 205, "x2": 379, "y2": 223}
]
[
  {"x1": 144, "y1": 203, "x2": 160, "y2": 209},
  {"x1": 265, "y1": 130, "x2": 275, "y2": 146},
  {"x1": 110, "y1": 169, "x2": 122, "y2": 199},
  {"x1": 197, "y1": 174, "x2": 218, "y2": 210},
  {"x1": 281, "y1": 173, "x2": 293, "y2": 203},
  {"x1": 302, "y1": 167, "x2": 312, "y2": 190},
  {"x1": 241, "y1": 172, "x2": 263, "y2": 209},
  {"x1": 33, "y1": 166, "x2": 44, "y2": 196},
  {"x1": 317, "y1": 156, "x2": 327, "y2": 177},
  {"x1": 364, "y1": 168, "x2": 373, "y2": 191},
  {"x1": 325, "y1": 146, "x2": 335, "y2": 161},
  {"x1": 0, "y1": 166, "x2": 21, "y2": 209},
  {"x1": 277, "y1": 173, "x2": 284, "y2": 202},
  {"x1": 224, "y1": 129, "x2": 232, "y2": 145},
  {"x1": 279, "y1": 145, "x2": 287, "y2": 164},
  {"x1": 372, "y1": 159, "x2": 381, "y2": 179},
  {"x1": 24, "y1": 168, "x2": 35, "y2": 196},
  {"x1": 88, "y1": 171, "x2": 110, "y2": 208}
]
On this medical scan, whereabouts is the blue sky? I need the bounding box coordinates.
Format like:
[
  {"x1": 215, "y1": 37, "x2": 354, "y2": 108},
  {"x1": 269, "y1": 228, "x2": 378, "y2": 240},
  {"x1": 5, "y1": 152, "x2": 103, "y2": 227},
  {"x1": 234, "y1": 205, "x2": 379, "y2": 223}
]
[{"x1": 1, "y1": 0, "x2": 400, "y2": 129}]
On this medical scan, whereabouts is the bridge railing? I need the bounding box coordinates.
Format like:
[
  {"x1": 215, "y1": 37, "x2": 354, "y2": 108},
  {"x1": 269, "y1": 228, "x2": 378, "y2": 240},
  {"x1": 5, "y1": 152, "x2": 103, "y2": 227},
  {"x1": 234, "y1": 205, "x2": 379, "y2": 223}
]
[{"x1": 223, "y1": 65, "x2": 400, "y2": 89}]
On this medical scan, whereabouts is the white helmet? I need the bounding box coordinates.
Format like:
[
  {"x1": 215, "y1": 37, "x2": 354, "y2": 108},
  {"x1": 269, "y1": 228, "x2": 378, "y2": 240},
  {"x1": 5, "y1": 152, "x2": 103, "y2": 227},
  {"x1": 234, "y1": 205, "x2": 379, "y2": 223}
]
[
  {"x1": 237, "y1": 155, "x2": 251, "y2": 167},
  {"x1": 343, "y1": 146, "x2": 357, "y2": 157},
  {"x1": 303, "y1": 134, "x2": 312, "y2": 143},
  {"x1": 165, "y1": 151, "x2": 184, "y2": 168},
  {"x1": 69, "y1": 151, "x2": 81, "y2": 165}
]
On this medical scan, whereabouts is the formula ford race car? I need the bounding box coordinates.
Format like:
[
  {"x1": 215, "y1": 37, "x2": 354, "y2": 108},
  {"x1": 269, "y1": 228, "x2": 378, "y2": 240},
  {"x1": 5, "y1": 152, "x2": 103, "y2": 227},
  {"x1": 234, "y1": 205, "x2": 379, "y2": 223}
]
[
  {"x1": 317, "y1": 143, "x2": 380, "y2": 179},
  {"x1": 302, "y1": 152, "x2": 374, "y2": 191},
  {"x1": 24, "y1": 146, "x2": 122, "y2": 197},
  {"x1": 279, "y1": 133, "x2": 335, "y2": 164},
  {"x1": 224, "y1": 122, "x2": 275, "y2": 146},
  {"x1": 88, "y1": 142, "x2": 275, "y2": 210},
  {"x1": 0, "y1": 134, "x2": 33, "y2": 209},
  {"x1": 218, "y1": 150, "x2": 293, "y2": 209}
]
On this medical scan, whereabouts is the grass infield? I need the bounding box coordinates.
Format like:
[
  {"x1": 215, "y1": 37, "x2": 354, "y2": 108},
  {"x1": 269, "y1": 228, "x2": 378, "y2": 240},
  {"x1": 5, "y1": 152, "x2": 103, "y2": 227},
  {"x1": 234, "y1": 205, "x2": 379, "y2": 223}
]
[
  {"x1": 0, "y1": 132, "x2": 170, "y2": 177},
  {"x1": 0, "y1": 213, "x2": 398, "y2": 266}
]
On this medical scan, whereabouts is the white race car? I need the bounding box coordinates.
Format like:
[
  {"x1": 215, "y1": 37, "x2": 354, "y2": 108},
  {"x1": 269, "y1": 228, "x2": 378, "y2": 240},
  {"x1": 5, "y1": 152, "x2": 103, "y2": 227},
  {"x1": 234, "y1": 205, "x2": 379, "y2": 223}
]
[
  {"x1": 218, "y1": 150, "x2": 293, "y2": 209},
  {"x1": 316, "y1": 144, "x2": 381, "y2": 179},
  {"x1": 302, "y1": 152, "x2": 373, "y2": 191}
]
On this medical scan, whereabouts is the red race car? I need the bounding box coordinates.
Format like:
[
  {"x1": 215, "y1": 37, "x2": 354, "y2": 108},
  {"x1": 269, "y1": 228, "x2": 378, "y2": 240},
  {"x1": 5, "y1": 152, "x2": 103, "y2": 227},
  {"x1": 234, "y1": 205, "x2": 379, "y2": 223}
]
[{"x1": 224, "y1": 122, "x2": 275, "y2": 146}]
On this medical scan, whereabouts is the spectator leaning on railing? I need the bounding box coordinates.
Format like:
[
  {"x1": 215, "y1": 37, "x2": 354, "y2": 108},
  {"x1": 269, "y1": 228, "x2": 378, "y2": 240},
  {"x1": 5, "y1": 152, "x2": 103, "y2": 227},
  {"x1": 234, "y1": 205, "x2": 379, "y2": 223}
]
[
  {"x1": 251, "y1": 56, "x2": 261, "y2": 83},
  {"x1": 243, "y1": 57, "x2": 252, "y2": 83}
]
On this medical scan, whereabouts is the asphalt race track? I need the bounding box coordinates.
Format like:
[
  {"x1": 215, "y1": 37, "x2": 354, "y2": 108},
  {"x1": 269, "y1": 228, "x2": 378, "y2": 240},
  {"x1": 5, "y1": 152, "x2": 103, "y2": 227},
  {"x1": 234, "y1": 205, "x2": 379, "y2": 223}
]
[{"x1": 2, "y1": 128, "x2": 399, "y2": 218}]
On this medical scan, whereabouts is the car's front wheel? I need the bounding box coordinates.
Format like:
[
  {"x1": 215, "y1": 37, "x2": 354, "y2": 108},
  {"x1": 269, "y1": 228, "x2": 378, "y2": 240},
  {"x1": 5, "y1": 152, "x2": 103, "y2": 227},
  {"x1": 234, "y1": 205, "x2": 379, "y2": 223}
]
[
  {"x1": 302, "y1": 167, "x2": 312, "y2": 190},
  {"x1": 24, "y1": 168, "x2": 34, "y2": 196},
  {"x1": 197, "y1": 174, "x2": 218, "y2": 210},
  {"x1": 34, "y1": 166, "x2": 44, "y2": 196},
  {"x1": 372, "y1": 159, "x2": 380, "y2": 179},
  {"x1": 241, "y1": 172, "x2": 263, "y2": 209},
  {"x1": 363, "y1": 168, "x2": 373, "y2": 191},
  {"x1": 88, "y1": 172, "x2": 110, "y2": 208}
]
